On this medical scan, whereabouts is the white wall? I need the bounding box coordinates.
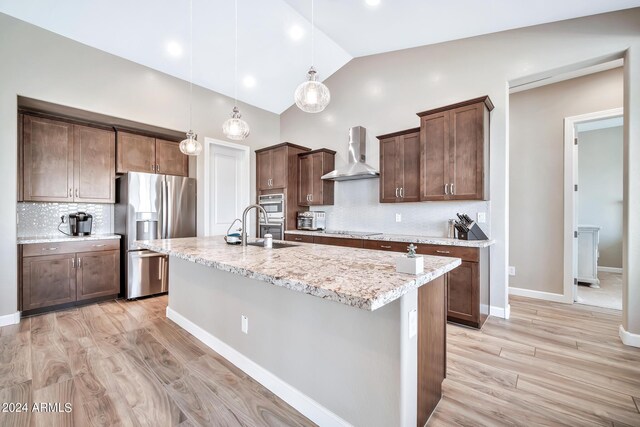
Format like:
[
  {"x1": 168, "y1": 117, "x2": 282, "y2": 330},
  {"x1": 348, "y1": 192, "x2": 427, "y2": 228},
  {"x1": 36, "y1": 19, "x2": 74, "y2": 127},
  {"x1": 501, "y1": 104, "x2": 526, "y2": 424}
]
[
  {"x1": 0, "y1": 13, "x2": 280, "y2": 318},
  {"x1": 280, "y1": 9, "x2": 640, "y2": 326},
  {"x1": 509, "y1": 69, "x2": 623, "y2": 294},
  {"x1": 578, "y1": 126, "x2": 624, "y2": 269}
]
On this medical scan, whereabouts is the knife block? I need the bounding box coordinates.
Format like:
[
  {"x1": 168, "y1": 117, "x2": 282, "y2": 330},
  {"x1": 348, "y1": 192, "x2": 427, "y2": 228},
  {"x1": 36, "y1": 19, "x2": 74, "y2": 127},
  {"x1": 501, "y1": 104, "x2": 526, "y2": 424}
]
[{"x1": 457, "y1": 223, "x2": 488, "y2": 240}]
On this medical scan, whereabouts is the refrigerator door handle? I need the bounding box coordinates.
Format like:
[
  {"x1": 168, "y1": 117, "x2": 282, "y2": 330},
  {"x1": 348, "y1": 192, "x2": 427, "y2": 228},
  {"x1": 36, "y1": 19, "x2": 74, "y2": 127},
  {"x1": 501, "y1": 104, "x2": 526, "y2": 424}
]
[
  {"x1": 162, "y1": 178, "x2": 168, "y2": 239},
  {"x1": 166, "y1": 180, "x2": 172, "y2": 238}
]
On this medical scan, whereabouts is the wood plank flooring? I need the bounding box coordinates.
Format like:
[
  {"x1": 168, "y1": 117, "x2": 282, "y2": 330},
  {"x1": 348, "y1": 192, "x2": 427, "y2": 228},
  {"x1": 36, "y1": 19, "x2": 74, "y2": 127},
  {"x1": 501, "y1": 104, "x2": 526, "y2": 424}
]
[
  {"x1": 430, "y1": 296, "x2": 640, "y2": 427},
  {"x1": 0, "y1": 296, "x2": 313, "y2": 427},
  {"x1": 2, "y1": 295, "x2": 639, "y2": 426}
]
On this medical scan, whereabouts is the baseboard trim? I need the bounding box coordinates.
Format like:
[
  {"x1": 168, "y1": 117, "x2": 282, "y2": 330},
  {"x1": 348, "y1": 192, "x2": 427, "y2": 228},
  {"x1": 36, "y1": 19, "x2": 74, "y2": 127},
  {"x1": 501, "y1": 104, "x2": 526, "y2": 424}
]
[
  {"x1": 509, "y1": 287, "x2": 568, "y2": 303},
  {"x1": 490, "y1": 304, "x2": 510, "y2": 319},
  {"x1": 619, "y1": 325, "x2": 640, "y2": 348},
  {"x1": 166, "y1": 307, "x2": 351, "y2": 427},
  {"x1": 598, "y1": 266, "x2": 623, "y2": 274},
  {"x1": 0, "y1": 311, "x2": 20, "y2": 327}
]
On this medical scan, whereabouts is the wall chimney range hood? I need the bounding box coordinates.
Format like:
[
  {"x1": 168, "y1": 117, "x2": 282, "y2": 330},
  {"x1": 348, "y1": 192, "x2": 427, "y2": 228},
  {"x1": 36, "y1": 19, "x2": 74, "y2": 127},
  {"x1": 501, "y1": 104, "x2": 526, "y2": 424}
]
[{"x1": 321, "y1": 126, "x2": 379, "y2": 181}]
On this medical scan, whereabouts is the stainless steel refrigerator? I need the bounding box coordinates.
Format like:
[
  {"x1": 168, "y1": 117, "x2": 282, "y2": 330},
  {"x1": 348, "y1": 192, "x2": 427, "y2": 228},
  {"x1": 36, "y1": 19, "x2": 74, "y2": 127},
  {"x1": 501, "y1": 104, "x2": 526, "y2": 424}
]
[{"x1": 115, "y1": 172, "x2": 196, "y2": 299}]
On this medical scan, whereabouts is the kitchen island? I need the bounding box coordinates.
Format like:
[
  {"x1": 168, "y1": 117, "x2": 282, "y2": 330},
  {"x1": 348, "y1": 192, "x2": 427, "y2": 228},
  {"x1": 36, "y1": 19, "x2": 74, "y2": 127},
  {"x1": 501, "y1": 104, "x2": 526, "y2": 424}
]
[{"x1": 136, "y1": 237, "x2": 461, "y2": 427}]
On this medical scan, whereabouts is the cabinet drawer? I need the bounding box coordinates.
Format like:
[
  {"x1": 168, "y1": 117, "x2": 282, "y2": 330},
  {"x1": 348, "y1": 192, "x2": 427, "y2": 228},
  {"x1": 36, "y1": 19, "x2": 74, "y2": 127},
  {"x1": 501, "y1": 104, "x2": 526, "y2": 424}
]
[
  {"x1": 285, "y1": 234, "x2": 314, "y2": 243},
  {"x1": 363, "y1": 240, "x2": 411, "y2": 252},
  {"x1": 313, "y1": 236, "x2": 364, "y2": 248},
  {"x1": 22, "y1": 239, "x2": 120, "y2": 257},
  {"x1": 416, "y1": 245, "x2": 479, "y2": 263}
]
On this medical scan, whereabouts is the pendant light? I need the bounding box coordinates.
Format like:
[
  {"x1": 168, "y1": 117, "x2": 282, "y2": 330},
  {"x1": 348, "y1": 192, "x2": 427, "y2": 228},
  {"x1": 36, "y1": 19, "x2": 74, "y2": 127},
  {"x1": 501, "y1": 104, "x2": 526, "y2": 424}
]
[
  {"x1": 180, "y1": 0, "x2": 202, "y2": 155},
  {"x1": 222, "y1": 0, "x2": 250, "y2": 140},
  {"x1": 294, "y1": 0, "x2": 330, "y2": 113}
]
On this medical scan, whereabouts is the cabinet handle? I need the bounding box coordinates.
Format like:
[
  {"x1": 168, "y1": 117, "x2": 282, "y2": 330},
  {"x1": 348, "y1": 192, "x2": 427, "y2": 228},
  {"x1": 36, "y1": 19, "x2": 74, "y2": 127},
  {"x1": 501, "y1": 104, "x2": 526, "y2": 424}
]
[
  {"x1": 380, "y1": 245, "x2": 392, "y2": 249},
  {"x1": 450, "y1": 183, "x2": 454, "y2": 195},
  {"x1": 400, "y1": 187, "x2": 404, "y2": 198},
  {"x1": 69, "y1": 188, "x2": 73, "y2": 197},
  {"x1": 436, "y1": 250, "x2": 451, "y2": 254},
  {"x1": 444, "y1": 184, "x2": 449, "y2": 195},
  {"x1": 72, "y1": 258, "x2": 76, "y2": 268},
  {"x1": 77, "y1": 258, "x2": 82, "y2": 268},
  {"x1": 42, "y1": 247, "x2": 58, "y2": 251},
  {"x1": 395, "y1": 188, "x2": 399, "y2": 198},
  {"x1": 294, "y1": 238, "x2": 303, "y2": 241},
  {"x1": 75, "y1": 189, "x2": 79, "y2": 197},
  {"x1": 156, "y1": 164, "x2": 160, "y2": 173},
  {"x1": 93, "y1": 244, "x2": 106, "y2": 247},
  {"x1": 309, "y1": 194, "x2": 313, "y2": 202}
]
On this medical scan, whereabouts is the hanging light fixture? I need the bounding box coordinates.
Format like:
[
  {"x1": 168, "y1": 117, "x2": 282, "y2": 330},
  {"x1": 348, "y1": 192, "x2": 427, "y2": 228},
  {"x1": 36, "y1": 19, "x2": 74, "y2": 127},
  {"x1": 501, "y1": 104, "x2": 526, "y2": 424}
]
[
  {"x1": 223, "y1": 0, "x2": 250, "y2": 141},
  {"x1": 180, "y1": 0, "x2": 202, "y2": 155},
  {"x1": 294, "y1": 0, "x2": 330, "y2": 113}
]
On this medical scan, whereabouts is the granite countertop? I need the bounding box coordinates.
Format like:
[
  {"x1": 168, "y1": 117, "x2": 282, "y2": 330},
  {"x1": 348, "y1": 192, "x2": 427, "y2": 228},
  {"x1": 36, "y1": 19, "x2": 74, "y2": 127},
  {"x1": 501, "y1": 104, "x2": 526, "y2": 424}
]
[
  {"x1": 17, "y1": 234, "x2": 121, "y2": 244},
  {"x1": 285, "y1": 230, "x2": 495, "y2": 248},
  {"x1": 136, "y1": 237, "x2": 461, "y2": 311}
]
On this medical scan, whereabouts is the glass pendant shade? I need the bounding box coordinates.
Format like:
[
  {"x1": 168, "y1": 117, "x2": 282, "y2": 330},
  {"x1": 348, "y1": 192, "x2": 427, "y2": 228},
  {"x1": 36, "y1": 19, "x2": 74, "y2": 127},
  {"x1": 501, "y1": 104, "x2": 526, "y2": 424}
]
[
  {"x1": 179, "y1": 130, "x2": 202, "y2": 156},
  {"x1": 222, "y1": 106, "x2": 250, "y2": 140},
  {"x1": 295, "y1": 67, "x2": 330, "y2": 113}
]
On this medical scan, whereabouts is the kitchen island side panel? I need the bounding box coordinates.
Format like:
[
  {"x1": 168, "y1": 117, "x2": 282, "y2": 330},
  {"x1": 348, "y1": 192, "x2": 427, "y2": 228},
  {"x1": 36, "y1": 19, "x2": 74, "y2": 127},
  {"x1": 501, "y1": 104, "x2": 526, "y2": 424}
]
[{"x1": 168, "y1": 255, "x2": 417, "y2": 427}]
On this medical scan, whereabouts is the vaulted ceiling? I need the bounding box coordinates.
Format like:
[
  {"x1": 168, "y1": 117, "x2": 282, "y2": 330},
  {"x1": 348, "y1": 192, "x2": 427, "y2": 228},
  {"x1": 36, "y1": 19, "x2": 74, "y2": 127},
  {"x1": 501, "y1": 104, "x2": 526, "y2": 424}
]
[{"x1": 2, "y1": 0, "x2": 639, "y2": 113}]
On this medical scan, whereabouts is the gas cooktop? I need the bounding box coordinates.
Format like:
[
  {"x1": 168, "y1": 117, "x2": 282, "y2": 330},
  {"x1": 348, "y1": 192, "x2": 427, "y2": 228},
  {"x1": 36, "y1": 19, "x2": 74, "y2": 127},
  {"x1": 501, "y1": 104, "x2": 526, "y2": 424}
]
[{"x1": 323, "y1": 230, "x2": 383, "y2": 237}]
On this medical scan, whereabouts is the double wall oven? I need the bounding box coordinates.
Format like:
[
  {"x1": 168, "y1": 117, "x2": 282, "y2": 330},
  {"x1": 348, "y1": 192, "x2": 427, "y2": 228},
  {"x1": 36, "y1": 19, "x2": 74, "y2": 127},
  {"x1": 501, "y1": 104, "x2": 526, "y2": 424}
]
[{"x1": 258, "y1": 193, "x2": 285, "y2": 240}]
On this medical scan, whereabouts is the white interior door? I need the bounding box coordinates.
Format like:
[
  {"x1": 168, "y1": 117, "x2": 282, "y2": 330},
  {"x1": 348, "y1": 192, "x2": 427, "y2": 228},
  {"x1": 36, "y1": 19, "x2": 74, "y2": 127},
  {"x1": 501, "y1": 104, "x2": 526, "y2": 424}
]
[{"x1": 205, "y1": 140, "x2": 249, "y2": 236}]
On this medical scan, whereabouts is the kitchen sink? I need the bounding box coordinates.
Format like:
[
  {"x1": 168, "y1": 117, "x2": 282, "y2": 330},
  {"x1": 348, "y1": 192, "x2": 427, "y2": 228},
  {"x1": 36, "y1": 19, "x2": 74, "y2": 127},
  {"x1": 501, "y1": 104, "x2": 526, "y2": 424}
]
[{"x1": 246, "y1": 241, "x2": 299, "y2": 249}]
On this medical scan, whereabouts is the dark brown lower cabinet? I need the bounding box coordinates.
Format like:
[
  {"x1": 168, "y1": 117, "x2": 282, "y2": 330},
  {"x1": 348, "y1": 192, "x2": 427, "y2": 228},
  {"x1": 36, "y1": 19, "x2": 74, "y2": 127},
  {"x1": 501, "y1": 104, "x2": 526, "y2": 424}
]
[
  {"x1": 446, "y1": 261, "x2": 479, "y2": 326},
  {"x1": 22, "y1": 253, "x2": 77, "y2": 311},
  {"x1": 76, "y1": 250, "x2": 120, "y2": 301},
  {"x1": 20, "y1": 239, "x2": 120, "y2": 314}
]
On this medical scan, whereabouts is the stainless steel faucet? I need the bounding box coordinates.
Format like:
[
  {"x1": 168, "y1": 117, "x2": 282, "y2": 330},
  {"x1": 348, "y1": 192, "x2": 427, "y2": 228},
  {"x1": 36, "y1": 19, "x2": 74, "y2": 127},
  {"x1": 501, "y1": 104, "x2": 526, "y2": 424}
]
[{"x1": 241, "y1": 204, "x2": 269, "y2": 246}]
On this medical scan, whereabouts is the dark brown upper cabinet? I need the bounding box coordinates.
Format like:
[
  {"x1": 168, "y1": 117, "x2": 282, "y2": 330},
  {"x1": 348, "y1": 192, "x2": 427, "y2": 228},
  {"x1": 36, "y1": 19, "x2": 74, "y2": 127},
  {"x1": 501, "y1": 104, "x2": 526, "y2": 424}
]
[
  {"x1": 297, "y1": 149, "x2": 336, "y2": 206},
  {"x1": 377, "y1": 128, "x2": 421, "y2": 203},
  {"x1": 21, "y1": 114, "x2": 115, "y2": 203},
  {"x1": 417, "y1": 96, "x2": 493, "y2": 201},
  {"x1": 116, "y1": 132, "x2": 189, "y2": 177},
  {"x1": 256, "y1": 145, "x2": 289, "y2": 190}
]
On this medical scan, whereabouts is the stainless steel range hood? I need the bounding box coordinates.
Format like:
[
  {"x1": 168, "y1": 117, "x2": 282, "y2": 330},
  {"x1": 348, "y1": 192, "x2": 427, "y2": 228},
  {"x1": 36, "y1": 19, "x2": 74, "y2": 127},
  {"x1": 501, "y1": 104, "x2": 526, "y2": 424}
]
[{"x1": 321, "y1": 126, "x2": 379, "y2": 181}]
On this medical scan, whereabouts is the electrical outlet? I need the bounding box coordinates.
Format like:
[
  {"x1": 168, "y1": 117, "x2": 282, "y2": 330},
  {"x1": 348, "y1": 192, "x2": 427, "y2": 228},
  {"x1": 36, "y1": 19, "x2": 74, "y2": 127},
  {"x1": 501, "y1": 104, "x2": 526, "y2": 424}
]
[
  {"x1": 395, "y1": 213, "x2": 402, "y2": 223},
  {"x1": 408, "y1": 309, "x2": 417, "y2": 339},
  {"x1": 508, "y1": 266, "x2": 516, "y2": 276},
  {"x1": 477, "y1": 212, "x2": 486, "y2": 223},
  {"x1": 241, "y1": 315, "x2": 249, "y2": 334}
]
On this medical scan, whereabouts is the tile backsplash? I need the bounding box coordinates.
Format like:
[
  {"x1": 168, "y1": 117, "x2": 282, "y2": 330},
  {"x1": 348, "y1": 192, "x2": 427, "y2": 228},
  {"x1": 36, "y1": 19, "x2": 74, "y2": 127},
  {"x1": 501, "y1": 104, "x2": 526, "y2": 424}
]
[
  {"x1": 310, "y1": 179, "x2": 491, "y2": 237},
  {"x1": 17, "y1": 202, "x2": 114, "y2": 237}
]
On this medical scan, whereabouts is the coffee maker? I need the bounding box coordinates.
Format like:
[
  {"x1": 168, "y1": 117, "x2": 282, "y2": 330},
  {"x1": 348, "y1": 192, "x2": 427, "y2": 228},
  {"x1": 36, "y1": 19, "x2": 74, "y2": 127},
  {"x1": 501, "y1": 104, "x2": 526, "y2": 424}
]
[{"x1": 69, "y1": 212, "x2": 93, "y2": 236}]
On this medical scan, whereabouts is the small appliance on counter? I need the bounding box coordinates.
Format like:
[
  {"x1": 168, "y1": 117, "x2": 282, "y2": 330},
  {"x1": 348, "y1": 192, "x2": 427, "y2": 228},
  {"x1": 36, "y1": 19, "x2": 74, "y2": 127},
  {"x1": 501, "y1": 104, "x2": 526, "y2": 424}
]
[
  {"x1": 69, "y1": 212, "x2": 93, "y2": 236},
  {"x1": 453, "y1": 213, "x2": 488, "y2": 240},
  {"x1": 297, "y1": 211, "x2": 326, "y2": 231}
]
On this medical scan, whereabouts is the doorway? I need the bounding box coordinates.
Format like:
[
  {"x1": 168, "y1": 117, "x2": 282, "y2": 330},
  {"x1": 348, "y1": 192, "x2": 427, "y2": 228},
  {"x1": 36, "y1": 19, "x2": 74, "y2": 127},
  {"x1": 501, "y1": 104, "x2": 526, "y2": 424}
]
[
  {"x1": 564, "y1": 111, "x2": 624, "y2": 310},
  {"x1": 204, "y1": 138, "x2": 250, "y2": 236}
]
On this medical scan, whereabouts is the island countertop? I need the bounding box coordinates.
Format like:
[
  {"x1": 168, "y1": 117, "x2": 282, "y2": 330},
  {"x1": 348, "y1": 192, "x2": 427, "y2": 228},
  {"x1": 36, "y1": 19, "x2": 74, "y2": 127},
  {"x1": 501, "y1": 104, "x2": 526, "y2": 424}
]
[{"x1": 136, "y1": 236, "x2": 461, "y2": 311}]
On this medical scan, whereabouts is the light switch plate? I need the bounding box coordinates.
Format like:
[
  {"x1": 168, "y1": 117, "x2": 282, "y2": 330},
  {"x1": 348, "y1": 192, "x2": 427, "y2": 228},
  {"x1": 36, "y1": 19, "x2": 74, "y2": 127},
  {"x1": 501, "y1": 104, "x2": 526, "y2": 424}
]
[
  {"x1": 241, "y1": 315, "x2": 249, "y2": 334},
  {"x1": 408, "y1": 309, "x2": 417, "y2": 339},
  {"x1": 477, "y1": 212, "x2": 487, "y2": 223},
  {"x1": 508, "y1": 266, "x2": 516, "y2": 276},
  {"x1": 395, "y1": 213, "x2": 402, "y2": 223}
]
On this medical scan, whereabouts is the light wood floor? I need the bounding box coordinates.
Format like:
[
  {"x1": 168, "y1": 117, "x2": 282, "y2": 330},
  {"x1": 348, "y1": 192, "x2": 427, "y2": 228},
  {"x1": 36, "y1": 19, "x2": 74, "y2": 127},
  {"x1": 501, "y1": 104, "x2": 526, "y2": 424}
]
[
  {"x1": 2, "y1": 296, "x2": 639, "y2": 426},
  {"x1": 430, "y1": 296, "x2": 640, "y2": 426},
  {"x1": 0, "y1": 296, "x2": 314, "y2": 427}
]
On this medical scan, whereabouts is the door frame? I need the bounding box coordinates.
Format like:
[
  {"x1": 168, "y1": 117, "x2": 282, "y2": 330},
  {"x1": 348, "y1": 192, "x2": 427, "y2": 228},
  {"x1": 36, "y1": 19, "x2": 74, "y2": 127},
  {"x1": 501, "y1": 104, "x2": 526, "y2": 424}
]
[
  {"x1": 203, "y1": 138, "x2": 250, "y2": 236},
  {"x1": 563, "y1": 107, "x2": 623, "y2": 303}
]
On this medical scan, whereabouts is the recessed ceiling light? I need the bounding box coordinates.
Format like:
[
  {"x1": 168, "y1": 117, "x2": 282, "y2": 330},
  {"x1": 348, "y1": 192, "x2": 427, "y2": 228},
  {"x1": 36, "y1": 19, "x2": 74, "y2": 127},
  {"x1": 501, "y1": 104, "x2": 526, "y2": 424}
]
[
  {"x1": 365, "y1": 0, "x2": 381, "y2": 7},
  {"x1": 243, "y1": 75, "x2": 256, "y2": 88},
  {"x1": 289, "y1": 25, "x2": 305, "y2": 41},
  {"x1": 166, "y1": 41, "x2": 183, "y2": 57}
]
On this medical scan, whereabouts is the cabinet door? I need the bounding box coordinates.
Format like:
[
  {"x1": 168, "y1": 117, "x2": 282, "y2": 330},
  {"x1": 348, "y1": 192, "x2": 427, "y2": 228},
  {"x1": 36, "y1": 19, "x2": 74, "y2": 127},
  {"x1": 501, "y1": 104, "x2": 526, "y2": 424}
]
[
  {"x1": 399, "y1": 132, "x2": 420, "y2": 202},
  {"x1": 379, "y1": 137, "x2": 399, "y2": 203},
  {"x1": 22, "y1": 254, "x2": 77, "y2": 311},
  {"x1": 420, "y1": 112, "x2": 449, "y2": 201},
  {"x1": 310, "y1": 153, "x2": 325, "y2": 205},
  {"x1": 447, "y1": 261, "x2": 479, "y2": 325},
  {"x1": 270, "y1": 146, "x2": 288, "y2": 188},
  {"x1": 256, "y1": 150, "x2": 272, "y2": 190},
  {"x1": 76, "y1": 250, "x2": 120, "y2": 301},
  {"x1": 298, "y1": 154, "x2": 313, "y2": 206},
  {"x1": 73, "y1": 125, "x2": 115, "y2": 203},
  {"x1": 116, "y1": 132, "x2": 156, "y2": 174},
  {"x1": 449, "y1": 103, "x2": 484, "y2": 200},
  {"x1": 156, "y1": 139, "x2": 189, "y2": 177},
  {"x1": 22, "y1": 115, "x2": 74, "y2": 202}
]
